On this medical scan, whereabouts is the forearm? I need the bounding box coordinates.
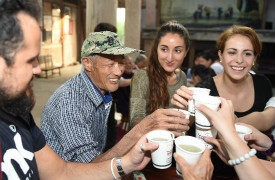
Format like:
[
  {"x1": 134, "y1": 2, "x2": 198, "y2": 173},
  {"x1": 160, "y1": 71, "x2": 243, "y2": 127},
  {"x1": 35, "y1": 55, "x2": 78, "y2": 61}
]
[
  {"x1": 222, "y1": 133, "x2": 273, "y2": 180},
  {"x1": 238, "y1": 108, "x2": 275, "y2": 131},
  {"x1": 260, "y1": 159, "x2": 275, "y2": 178},
  {"x1": 93, "y1": 123, "x2": 144, "y2": 162},
  {"x1": 37, "y1": 145, "x2": 124, "y2": 180}
]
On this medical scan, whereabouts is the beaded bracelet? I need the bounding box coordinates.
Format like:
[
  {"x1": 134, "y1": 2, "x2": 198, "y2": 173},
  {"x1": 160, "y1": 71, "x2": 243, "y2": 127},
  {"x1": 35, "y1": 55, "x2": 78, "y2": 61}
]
[
  {"x1": 228, "y1": 149, "x2": 257, "y2": 166},
  {"x1": 261, "y1": 134, "x2": 275, "y2": 156}
]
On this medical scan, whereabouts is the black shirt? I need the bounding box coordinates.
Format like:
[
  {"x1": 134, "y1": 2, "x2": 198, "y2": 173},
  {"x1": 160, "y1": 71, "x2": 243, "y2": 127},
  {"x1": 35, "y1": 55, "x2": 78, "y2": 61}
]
[
  {"x1": 0, "y1": 109, "x2": 46, "y2": 180},
  {"x1": 195, "y1": 73, "x2": 273, "y2": 177},
  {"x1": 198, "y1": 73, "x2": 273, "y2": 117}
]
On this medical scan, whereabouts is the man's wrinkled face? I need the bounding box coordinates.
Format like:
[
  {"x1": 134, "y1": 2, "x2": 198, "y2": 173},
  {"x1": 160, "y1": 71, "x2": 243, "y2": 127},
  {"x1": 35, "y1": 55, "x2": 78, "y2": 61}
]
[
  {"x1": 89, "y1": 54, "x2": 125, "y2": 94},
  {"x1": 0, "y1": 12, "x2": 41, "y2": 116}
]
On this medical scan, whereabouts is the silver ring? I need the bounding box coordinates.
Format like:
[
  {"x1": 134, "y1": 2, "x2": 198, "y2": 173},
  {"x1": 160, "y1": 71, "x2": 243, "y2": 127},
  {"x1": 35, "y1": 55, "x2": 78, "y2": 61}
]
[{"x1": 140, "y1": 143, "x2": 145, "y2": 152}]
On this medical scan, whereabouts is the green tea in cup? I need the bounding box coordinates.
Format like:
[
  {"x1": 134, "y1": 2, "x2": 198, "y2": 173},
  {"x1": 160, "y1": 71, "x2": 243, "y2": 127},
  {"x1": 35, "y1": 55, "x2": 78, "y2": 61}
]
[{"x1": 179, "y1": 144, "x2": 201, "y2": 153}]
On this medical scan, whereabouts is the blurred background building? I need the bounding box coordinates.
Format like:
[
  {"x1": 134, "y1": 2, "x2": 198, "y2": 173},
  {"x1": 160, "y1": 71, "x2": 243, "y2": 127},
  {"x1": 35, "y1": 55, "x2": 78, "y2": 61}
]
[{"x1": 39, "y1": 0, "x2": 275, "y2": 86}]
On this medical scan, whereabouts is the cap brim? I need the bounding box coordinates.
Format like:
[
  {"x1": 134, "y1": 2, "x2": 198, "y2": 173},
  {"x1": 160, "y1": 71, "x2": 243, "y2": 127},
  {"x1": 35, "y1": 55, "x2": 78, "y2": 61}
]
[{"x1": 100, "y1": 46, "x2": 144, "y2": 55}]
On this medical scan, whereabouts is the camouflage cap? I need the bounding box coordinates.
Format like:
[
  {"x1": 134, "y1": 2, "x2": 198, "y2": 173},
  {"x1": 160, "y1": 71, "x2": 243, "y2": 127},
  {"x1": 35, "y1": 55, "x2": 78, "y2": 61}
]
[{"x1": 81, "y1": 31, "x2": 142, "y2": 57}]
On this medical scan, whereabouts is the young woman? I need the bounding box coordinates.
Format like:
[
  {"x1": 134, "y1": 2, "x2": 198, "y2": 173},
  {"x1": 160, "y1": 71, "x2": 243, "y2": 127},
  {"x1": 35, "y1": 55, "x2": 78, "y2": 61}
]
[
  {"x1": 130, "y1": 21, "x2": 190, "y2": 128},
  {"x1": 172, "y1": 25, "x2": 273, "y2": 131},
  {"x1": 171, "y1": 25, "x2": 273, "y2": 178}
]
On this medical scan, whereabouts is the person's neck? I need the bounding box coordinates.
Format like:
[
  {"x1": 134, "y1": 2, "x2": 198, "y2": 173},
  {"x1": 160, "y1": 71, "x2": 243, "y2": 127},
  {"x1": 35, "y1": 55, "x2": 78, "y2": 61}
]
[
  {"x1": 220, "y1": 73, "x2": 251, "y2": 93},
  {"x1": 84, "y1": 70, "x2": 106, "y2": 95},
  {"x1": 166, "y1": 70, "x2": 178, "y2": 84}
]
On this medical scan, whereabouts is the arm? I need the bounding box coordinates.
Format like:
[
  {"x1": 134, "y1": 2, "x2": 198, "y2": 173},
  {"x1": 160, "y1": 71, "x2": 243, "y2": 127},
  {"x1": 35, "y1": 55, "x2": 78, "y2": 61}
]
[
  {"x1": 36, "y1": 135, "x2": 159, "y2": 180},
  {"x1": 94, "y1": 108, "x2": 190, "y2": 162},
  {"x1": 237, "y1": 107, "x2": 275, "y2": 131},
  {"x1": 198, "y1": 98, "x2": 273, "y2": 180},
  {"x1": 119, "y1": 78, "x2": 131, "y2": 87},
  {"x1": 260, "y1": 159, "x2": 275, "y2": 178},
  {"x1": 129, "y1": 70, "x2": 149, "y2": 127}
]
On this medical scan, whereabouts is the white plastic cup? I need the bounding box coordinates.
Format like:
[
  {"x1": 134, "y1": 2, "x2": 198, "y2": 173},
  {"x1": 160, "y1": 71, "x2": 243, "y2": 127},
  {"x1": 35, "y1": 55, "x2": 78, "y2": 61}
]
[
  {"x1": 188, "y1": 87, "x2": 210, "y2": 114},
  {"x1": 175, "y1": 136, "x2": 206, "y2": 176},
  {"x1": 146, "y1": 130, "x2": 175, "y2": 169},
  {"x1": 195, "y1": 125, "x2": 217, "y2": 149},
  {"x1": 194, "y1": 95, "x2": 221, "y2": 129},
  {"x1": 235, "y1": 124, "x2": 252, "y2": 144},
  {"x1": 171, "y1": 108, "x2": 191, "y2": 135}
]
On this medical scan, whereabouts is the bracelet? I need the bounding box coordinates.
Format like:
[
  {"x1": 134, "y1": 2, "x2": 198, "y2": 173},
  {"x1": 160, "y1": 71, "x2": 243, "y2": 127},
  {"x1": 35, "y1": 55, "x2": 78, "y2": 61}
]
[
  {"x1": 111, "y1": 158, "x2": 121, "y2": 180},
  {"x1": 261, "y1": 135, "x2": 275, "y2": 156},
  {"x1": 228, "y1": 149, "x2": 257, "y2": 166},
  {"x1": 116, "y1": 157, "x2": 126, "y2": 177}
]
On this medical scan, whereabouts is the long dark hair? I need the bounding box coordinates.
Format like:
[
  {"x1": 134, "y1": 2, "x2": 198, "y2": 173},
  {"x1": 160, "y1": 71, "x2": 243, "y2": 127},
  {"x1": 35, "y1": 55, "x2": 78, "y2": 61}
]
[{"x1": 147, "y1": 20, "x2": 190, "y2": 114}]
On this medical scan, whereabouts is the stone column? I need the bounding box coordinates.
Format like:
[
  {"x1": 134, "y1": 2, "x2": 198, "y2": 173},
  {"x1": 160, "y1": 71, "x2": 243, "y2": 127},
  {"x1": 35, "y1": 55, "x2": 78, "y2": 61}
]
[
  {"x1": 145, "y1": 0, "x2": 157, "y2": 27},
  {"x1": 125, "y1": 0, "x2": 141, "y2": 50},
  {"x1": 86, "y1": 0, "x2": 117, "y2": 37}
]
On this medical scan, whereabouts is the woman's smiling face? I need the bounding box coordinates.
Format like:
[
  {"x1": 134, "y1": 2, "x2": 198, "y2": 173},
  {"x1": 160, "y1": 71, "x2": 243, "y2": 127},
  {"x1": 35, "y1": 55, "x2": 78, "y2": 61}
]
[
  {"x1": 219, "y1": 34, "x2": 255, "y2": 81},
  {"x1": 157, "y1": 33, "x2": 188, "y2": 73}
]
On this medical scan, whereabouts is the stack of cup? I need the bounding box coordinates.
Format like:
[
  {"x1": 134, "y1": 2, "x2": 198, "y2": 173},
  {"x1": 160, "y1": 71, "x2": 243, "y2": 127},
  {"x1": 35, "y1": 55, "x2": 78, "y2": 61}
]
[
  {"x1": 174, "y1": 136, "x2": 205, "y2": 176},
  {"x1": 193, "y1": 95, "x2": 221, "y2": 149},
  {"x1": 188, "y1": 87, "x2": 211, "y2": 114},
  {"x1": 146, "y1": 130, "x2": 175, "y2": 169}
]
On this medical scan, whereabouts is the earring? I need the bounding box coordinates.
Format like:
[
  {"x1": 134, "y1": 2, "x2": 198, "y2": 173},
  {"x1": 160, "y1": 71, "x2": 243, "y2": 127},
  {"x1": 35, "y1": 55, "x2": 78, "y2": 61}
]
[{"x1": 253, "y1": 61, "x2": 255, "y2": 66}]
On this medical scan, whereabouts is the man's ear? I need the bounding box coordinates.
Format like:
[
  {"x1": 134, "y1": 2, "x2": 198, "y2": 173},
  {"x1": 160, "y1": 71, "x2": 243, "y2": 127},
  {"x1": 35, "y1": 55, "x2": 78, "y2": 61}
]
[{"x1": 82, "y1": 57, "x2": 94, "y2": 71}]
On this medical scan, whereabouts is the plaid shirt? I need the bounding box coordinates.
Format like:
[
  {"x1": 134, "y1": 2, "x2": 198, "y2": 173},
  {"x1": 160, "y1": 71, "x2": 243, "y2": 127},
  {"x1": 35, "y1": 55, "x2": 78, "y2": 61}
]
[{"x1": 41, "y1": 70, "x2": 112, "y2": 162}]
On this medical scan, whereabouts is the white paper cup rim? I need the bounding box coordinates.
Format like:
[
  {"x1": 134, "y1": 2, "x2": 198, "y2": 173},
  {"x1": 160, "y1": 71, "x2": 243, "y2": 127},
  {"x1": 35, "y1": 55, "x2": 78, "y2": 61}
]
[
  {"x1": 235, "y1": 124, "x2": 252, "y2": 134},
  {"x1": 147, "y1": 130, "x2": 175, "y2": 142},
  {"x1": 175, "y1": 136, "x2": 205, "y2": 154},
  {"x1": 194, "y1": 95, "x2": 221, "y2": 105}
]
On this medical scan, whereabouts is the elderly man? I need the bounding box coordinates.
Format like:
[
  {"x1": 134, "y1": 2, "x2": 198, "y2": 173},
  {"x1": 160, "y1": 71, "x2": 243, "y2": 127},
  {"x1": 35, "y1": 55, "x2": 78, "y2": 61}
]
[
  {"x1": 41, "y1": 31, "x2": 191, "y2": 164},
  {"x1": 41, "y1": 31, "x2": 144, "y2": 162},
  {"x1": 0, "y1": 0, "x2": 159, "y2": 179}
]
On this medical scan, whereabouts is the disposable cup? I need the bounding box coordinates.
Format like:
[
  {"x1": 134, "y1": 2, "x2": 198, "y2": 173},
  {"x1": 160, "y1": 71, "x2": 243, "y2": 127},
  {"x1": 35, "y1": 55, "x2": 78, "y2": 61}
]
[
  {"x1": 175, "y1": 136, "x2": 205, "y2": 176},
  {"x1": 194, "y1": 95, "x2": 221, "y2": 129},
  {"x1": 146, "y1": 130, "x2": 175, "y2": 169},
  {"x1": 188, "y1": 87, "x2": 210, "y2": 113},
  {"x1": 171, "y1": 108, "x2": 191, "y2": 135},
  {"x1": 195, "y1": 125, "x2": 217, "y2": 149},
  {"x1": 235, "y1": 124, "x2": 252, "y2": 144}
]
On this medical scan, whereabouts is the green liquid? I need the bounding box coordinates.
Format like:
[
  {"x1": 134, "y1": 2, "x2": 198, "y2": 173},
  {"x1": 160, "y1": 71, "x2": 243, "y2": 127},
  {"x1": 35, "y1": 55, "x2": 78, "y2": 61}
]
[
  {"x1": 151, "y1": 137, "x2": 168, "y2": 141},
  {"x1": 179, "y1": 144, "x2": 201, "y2": 153}
]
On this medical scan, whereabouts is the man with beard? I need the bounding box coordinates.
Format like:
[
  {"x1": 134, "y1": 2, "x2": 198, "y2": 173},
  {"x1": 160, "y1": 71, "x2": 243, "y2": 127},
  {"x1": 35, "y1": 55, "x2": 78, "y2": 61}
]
[{"x1": 0, "y1": 0, "x2": 160, "y2": 179}]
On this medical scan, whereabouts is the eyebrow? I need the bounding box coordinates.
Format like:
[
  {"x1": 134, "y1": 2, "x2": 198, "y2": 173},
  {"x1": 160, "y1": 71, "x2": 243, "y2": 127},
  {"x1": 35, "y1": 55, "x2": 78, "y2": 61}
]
[
  {"x1": 160, "y1": 45, "x2": 184, "y2": 48},
  {"x1": 226, "y1": 48, "x2": 253, "y2": 52}
]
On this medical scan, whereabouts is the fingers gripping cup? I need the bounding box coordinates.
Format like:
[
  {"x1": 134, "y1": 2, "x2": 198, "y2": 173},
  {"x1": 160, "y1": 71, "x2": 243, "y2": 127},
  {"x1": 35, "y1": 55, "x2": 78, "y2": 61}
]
[
  {"x1": 175, "y1": 136, "x2": 205, "y2": 176},
  {"x1": 146, "y1": 130, "x2": 175, "y2": 169},
  {"x1": 171, "y1": 108, "x2": 191, "y2": 135},
  {"x1": 194, "y1": 95, "x2": 221, "y2": 129},
  {"x1": 188, "y1": 87, "x2": 210, "y2": 114},
  {"x1": 195, "y1": 125, "x2": 217, "y2": 149},
  {"x1": 235, "y1": 124, "x2": 252, "y2": 144}
]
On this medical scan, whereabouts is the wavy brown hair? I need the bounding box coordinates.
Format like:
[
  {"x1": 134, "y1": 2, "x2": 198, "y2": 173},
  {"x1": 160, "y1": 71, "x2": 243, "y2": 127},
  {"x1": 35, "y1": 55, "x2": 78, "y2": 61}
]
[{"x1": 147, "y1": 21, "x2": 190, "y2": 114}]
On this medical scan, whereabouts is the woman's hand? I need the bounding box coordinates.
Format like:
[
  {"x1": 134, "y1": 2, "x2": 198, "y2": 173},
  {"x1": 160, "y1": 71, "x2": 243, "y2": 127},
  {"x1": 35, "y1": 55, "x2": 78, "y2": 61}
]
[
  {"x1": 171, "y1": 86, "x2": 193, "y2": 109},
  {"x1": 240, "y1": 123, "x2": 273, "y2": 151}
]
